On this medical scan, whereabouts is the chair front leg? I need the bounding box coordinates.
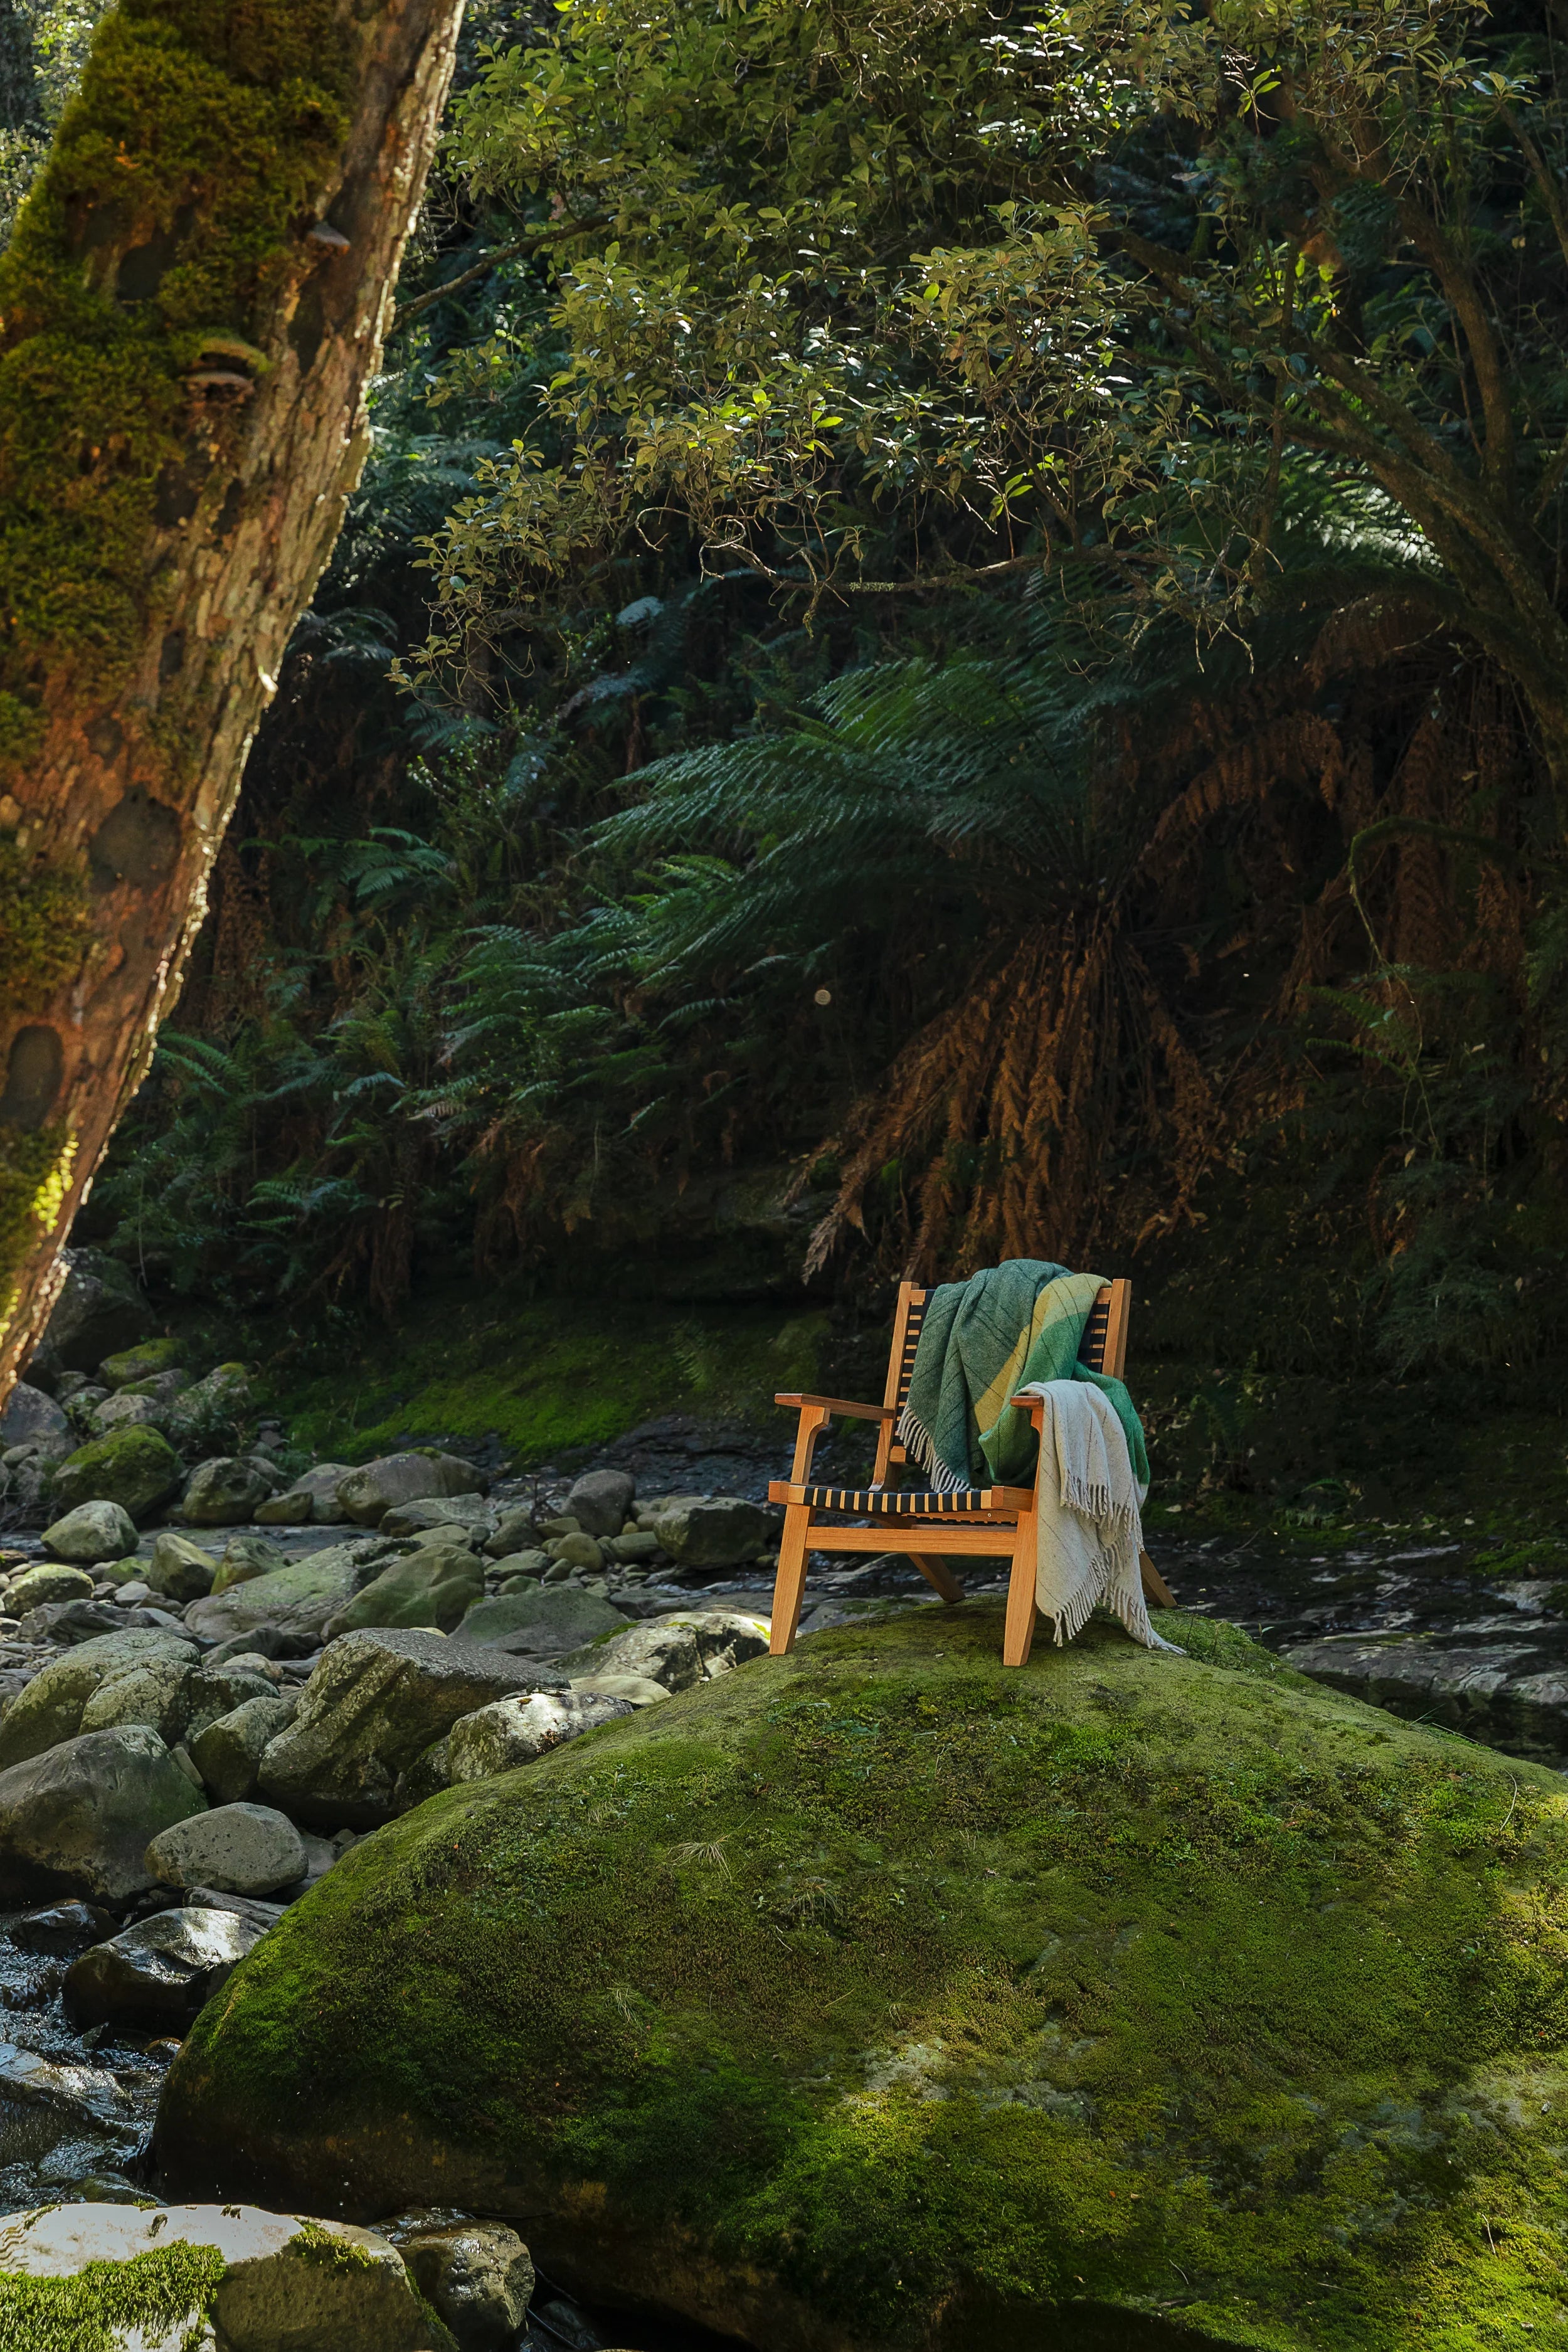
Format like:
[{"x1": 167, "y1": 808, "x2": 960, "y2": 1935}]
[
  {"x1": 1003, "y1": 1396, "x2": 1046, "y2": 1666},
  {"x1": 770, "y1": 1503, "x2": 813, "y2": 1655}
]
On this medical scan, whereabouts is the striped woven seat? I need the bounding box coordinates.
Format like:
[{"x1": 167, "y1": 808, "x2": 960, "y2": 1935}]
[
  {"x1": 768, "y1": 1273, "x2": 1172, "y2": 1665},
  {"x1": 792, "y1": 1485, "x2": 1019, "y2": 1516}
]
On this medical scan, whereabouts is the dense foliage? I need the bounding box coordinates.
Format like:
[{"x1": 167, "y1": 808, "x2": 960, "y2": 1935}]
[{"x1": 70, "y1": 0, "x2": 1568, "y2": 1384}]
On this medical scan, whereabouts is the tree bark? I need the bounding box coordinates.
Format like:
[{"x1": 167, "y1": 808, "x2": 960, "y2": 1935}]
[{"x1": 0, "y1": 0, "x2": 464, "y2": 1409}]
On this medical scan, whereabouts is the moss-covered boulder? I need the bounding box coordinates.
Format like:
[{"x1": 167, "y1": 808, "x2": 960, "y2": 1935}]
[
  {"x1": 98, "y1": 1336, "x2": 187, "y2": 1389},
  {"x1": 157, "y1": 1605, "x2": 1568, "y2": 2351},
  {"x1": 47, "y1": 1424, "x2": 181, "y2": 1522}
]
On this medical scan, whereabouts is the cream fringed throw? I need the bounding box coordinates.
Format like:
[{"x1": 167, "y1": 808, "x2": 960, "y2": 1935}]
[{"x1": 1020, "y1": 1380, "x2": 1178, "y2": 1651}]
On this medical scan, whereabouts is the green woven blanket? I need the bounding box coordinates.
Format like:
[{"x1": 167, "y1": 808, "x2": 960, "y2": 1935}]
[{"x1": 896, "y1": 1258, "x2": 1150, "y2": 1492}]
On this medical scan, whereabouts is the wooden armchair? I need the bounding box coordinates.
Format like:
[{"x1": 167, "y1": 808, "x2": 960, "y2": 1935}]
[{"x1": 766, "y1": 1278, "x2": 1173, "y2": 1666}]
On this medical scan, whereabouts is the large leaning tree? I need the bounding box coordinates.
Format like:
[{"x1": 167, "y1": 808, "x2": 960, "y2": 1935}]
[{"x1": 0, "y1": 0, "x2": 464, "y2": 1407}]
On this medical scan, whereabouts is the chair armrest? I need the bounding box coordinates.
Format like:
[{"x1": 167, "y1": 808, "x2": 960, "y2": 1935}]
[
  {"x1": 774, "y1": 1393, "x2": 893, "y2": 1422},
  {"x1": 1009, "y1": 1392, "x2": 1047, "y2": 1419}
]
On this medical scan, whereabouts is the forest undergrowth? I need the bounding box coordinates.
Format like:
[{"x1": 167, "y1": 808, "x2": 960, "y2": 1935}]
[{"x1": 6, "y1": 0, "x2": 1562, "y2": 1535}]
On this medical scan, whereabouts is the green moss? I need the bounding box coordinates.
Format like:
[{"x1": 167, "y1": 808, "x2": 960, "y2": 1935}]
[
  {"x1": 0, "y1": 0, "x2": 350, "y2": 736},
  {"x1": 0, "y1": 834, "x2": 89, "y2": 1005},
  {"x1": 164, "y1": 1603, "x2": 1568, "y2": 2350},
  {"x1": 48, "y1": 1420, "x2": 180, "y2": 1518},
  {"x1": 0, "y1": 2240, "x2": 225, "y2": 2352},
  {"x1": 270, "y1": 1284, "x2": 823, "y2": 1464}
]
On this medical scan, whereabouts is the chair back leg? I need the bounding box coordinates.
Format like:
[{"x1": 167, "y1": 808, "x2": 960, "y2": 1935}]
[
  {"x1": 769, "y1": 1505, "x2": 813, "y2": 1654},
  {"x1": 906, "y1": 1552, "x2": 965, "y2": 1603}
]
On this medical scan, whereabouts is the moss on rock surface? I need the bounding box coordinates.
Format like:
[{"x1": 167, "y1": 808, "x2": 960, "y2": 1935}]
[
  {"x1": 158, "y1": 1605, "x2": 1568, "y2": 2351},
  {"x1": 48, "y1": 1422, "x2": 181, "y2": 1520}
]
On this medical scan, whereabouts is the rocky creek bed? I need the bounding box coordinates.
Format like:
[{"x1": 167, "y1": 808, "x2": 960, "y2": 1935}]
[{"x1": 2, "y1": 1264, "x2": 1567, "y2": 2344}]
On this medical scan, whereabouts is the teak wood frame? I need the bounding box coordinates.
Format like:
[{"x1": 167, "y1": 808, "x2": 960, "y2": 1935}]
[{"x1": 766, "y1": 1277, "x2": 1173, "y2": 1666}]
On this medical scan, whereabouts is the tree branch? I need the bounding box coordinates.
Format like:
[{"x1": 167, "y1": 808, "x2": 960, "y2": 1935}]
[{"x1": 391, "y1": 215, "x2": 608, "y2": 331}]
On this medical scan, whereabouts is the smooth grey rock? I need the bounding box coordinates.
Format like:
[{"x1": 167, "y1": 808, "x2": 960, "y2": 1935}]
[
  {"x1": 183, "y1": 1542, "x2": 373, "y2": 1648},
  {"x1": 177, "y1": 1456, "x2": 273, "y2": 1528},
  {"x1": 388, "y1": 2211, "x2": 534, "y2": 2349},
  {"x1": 90, "y1": 1389, "x2": 166, "y2": 1437},
  {"x1": 482, "y1": 1505, "x2": 540, "y2": 1560},
  {"x1": 255, "y1": 1460, "x2": 354, "y2": 1527},
  {"x1": 0, "y1": 1629, "x2": 198, "y2": 1768},
  {"x1": 258, "y1": 1627, "x2": 564, "y2": 1830},
  {"x1": 571, "y1": 1609, "x2": 770, "y2": 1693},
  {"x1": 492, "y1": 1549, "x2": 551, "y2": 1581},
  {"x1": 543, "y1": 1530, "x2": 605, "y2": 1574},
  {"x1": 42, "y1": 1498, "x2": 137, "y2": 1564},
  {"x1": 456, "y1": 1592, "x2": 546, "y2": 1645},
  {"x1": 8, "y1": 1899, "x2": 117, "y2": 1956},
  {"x1": 651, "y1": 1495, "x2": 771, "y2": 1569},
  {"x1": 447, "y1": 1690, "x2": 634, "y2": 1781},
  {"x1": 7, "y1": 1563, "x2": 93, "y2": 1611},
  {"x1": 323, "y1": 1545, "x2": 484, "y2": 1640},
  {"x1": 0, "y1": 1381, "x2": 67, "y2": 1448},
  {"x1": 337, "y1": 1449, "x2": 486, "y2": 1528},
  {"x1": 467, "y1": 1584, "x2": 627, "y2": 1658},
  {"x1": 564, "y1": 1468, "x2": 636, "y2": 1539},
  {"x1": 146, "y1": 1531, "x2": 219, "y2": 1602},
  {"x1": 604, "y1": 1528, "x2": 660, "y2": 1563},
  {"x1": 0, "y1": 1726, "x2": 206, "y2": 1902},
  {"x1": 381, "y1": 1493, "x2": 494, "y2": 1539},
  {"x1": 211, "y1": 1532, "x2": 287, "y2": 1593},
  {"x1": 0, "y1": 2201, "x2": 433, "y2": 2349},
  {"x1": 146, "y1": 1803, "x2": 306, "y2": 1897},
  {"x1": 63, "y1": 1906, "x2": 269, "y2": 2031},
  {"x1": 32, "y1": 1248, "x2": 147, "y2": 1377},
  {"x1": 0, "y1": 2042, "x2": 140, "y2": 2167},
  {"x1": 188, "y1": 1693, "x2": 299, "y2": 1805}
]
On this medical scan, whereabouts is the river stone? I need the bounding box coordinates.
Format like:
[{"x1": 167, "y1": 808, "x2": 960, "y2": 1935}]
[
  {"x1": 0, "y1": 2201, "x2": 437, "y2": 2351},
  {"x1": 257, "y1": 1627, "x2": 566, "y2": 1830},
  {"x1": 48, "y1": 1425, "x2": 182, "y2": 1522},
  {"x1": 178, "y1": 1456, "x2": 273, "y2": 1528},
  {"x1": 63, "y1": 1905, "x2": 267, "y2": 2033},
  {"x1": 1285, "y1": 1628, "x2": 1568, "y2": 1764},
  {"x1": 9, "y1": 1899, "x2": 117, "y2": 1956},
  {"x1": 157, "y1": 1604, "x2": 1568, "y2": 2351},
  {"x1": 464, "y1": 1584, "x2": 627, "y2": 1657},
  {"x1": 481, "y1": 1505, "x2": 540, "y2": 1560},
  {"x1": 183, "y1": 1542, "x2": 372, "y2": 1648},
  {"x1": 575, "y1": 1610, "x2": 771, "y2": 1693},
  {"x1": 337, "y1": 1449, "x2": 487, "y2": 1528},
  {"x1": 0, "y1": 2042, "x2": 141, "y2": 2171},
  {"x1": 542, "y1": 1530, "x2": 604, "y2": 1574},
  {"x1": 255, "y1": 1459, "x2": 354, "y2": 1527},
  {"x1": 0, "y1": 1380, "x2": 67, "y2": 1448},
  {"x1": 381, "y1": 1493, "x2": 494, "y2": 1540},
  {"x1": 387, "y1": 2211, "x2": 534, "y2": 2349},
  {"x1": 41, "y1": 1496, "x2": 138, "y2": 1564},
  {"x1": 563, "y1": 1468, "x2": 636, "y2": 1539},
  {"x1": 146, "y1": 1803, "x2": 306, "y2": 1898},
  {"x1": 650, "y1": 1495, "x2": 771, "y2": 1569},
  {"x1": 447, "y1": 1691, "x2": 634, "y2": 1783},
  {"x1": 211, "y1": 1532, "x2": 287, "y2": 1594},
  {"x1": 568, "y1": 1671, "x2": 671, "y2": 1708},
  {"x1": 31, "y1": 1248, "x2": 147, "y2": 1378},
  {"x1": 6, "y1": 1562, "x2": 93, "y2": 1612},
  {"x1": 0, "y1": 1629, "x2": 198, "y2": 1767},
  {"x1": 324, "y1": 1545, "x2": 484, "y2": 1640},
  {"x1": 98, "y1": 1336, "x2": 187, "y2": 1389},
  {"x1": 455, "y1": 1592, "x2": 549, "y2": 1646},
  {"x1": 90, "y1": 1389, "x2": 166, "y2": 1437},
  {"x1": 0, "y1": 1725, "x2": 206, "y2": 1902},
  {"x1": 188, "y1": 1693, "x2": 299, "y2": 1806},
  {"x1": 146, "y1": 1531, "x2": 220, "y2": 1602},
  {"x1": 78, "y1": 1650, "x2": 201, "y2": 1744}
]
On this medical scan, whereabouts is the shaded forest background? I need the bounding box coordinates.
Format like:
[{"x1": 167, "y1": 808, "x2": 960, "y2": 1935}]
[{"x1": 8, "y1": 0, "x2": 1568, "y2": 1512}]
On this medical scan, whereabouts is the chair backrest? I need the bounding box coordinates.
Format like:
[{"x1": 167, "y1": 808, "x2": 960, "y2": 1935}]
[{"x1": 881, "y1": 1274, "x2": 1131, "y2": 1429}]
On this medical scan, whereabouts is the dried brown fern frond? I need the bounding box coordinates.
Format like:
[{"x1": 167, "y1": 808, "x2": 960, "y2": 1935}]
[{"x1": 1303, "y1": 596, "x2": 1443, "y2": 690}]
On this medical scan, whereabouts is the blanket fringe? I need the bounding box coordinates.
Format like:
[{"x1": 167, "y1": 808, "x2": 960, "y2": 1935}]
[{"x1": 894, "y1": 1404, "x2": 968, "y2": 1493}]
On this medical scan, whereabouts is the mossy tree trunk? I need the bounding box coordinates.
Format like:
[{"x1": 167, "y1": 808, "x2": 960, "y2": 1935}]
[{"x1": 0, "y1": 0, "x2": 464, "y2": 1407}]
